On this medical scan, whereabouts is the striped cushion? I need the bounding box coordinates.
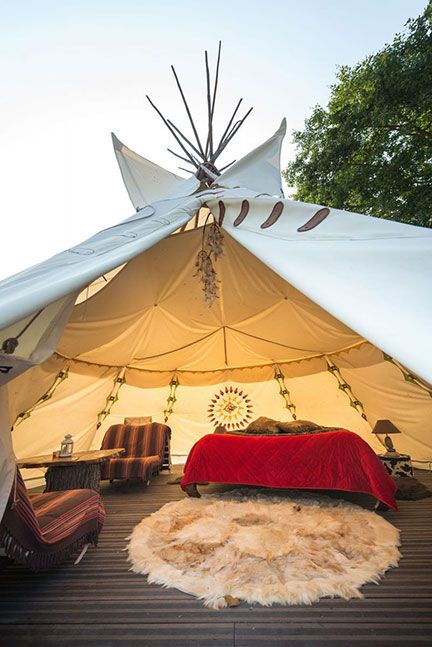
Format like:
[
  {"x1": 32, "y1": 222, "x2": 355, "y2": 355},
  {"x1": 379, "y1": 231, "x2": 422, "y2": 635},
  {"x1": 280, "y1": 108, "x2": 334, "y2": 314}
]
[
  {"x1": 100, "y1": 423, "x2": 170, "y2": 481},
  {"x1": 0, "y1": 469, "x2": 105, "y2": 570},
  {"x1": 5, "y1": 470, "x2": 44, "y2": 541},
  {"x1": 101, "y1": 423, "x2": 169, "y2": 457},
  {"x1": 31, "y1": 489, "x2": 105, "y2": 543},
  {"x1": 101, "y1": 455, "x2": 160, "y2": 481}
]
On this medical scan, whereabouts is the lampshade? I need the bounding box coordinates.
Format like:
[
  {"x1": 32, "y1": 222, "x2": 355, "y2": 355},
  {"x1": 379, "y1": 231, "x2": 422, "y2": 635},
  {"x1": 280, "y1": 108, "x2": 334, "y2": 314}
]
[{"x1": 372, "y1": 420, "x2": 401, "y2": 435}]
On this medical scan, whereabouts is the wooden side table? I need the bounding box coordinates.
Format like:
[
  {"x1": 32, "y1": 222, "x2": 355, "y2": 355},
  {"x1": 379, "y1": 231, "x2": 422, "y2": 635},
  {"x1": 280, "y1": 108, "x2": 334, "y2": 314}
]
[
  {"x1": 378, "y1": 453, "x2": 413, "y2": 478},
  {"x1": 17, "y1": 448, "x2": 125, "y2": 492}
]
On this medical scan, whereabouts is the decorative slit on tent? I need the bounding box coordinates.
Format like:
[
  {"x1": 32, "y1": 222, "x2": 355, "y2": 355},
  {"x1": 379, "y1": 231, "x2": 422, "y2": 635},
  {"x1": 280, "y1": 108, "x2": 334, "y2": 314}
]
[
  {"x1": 383, "y1": 353, "x2": 432, "y2": 397},
  {"x1": 325, "y1": 358, "x2": 367, "y2": 421},
  {"x1": 297, "y1": 207, "x2": 331, "y2": 232},
  {"x1": 260, "y1": 201, "x2": 285, "y2": 229},
  {"x1": 218, "y1": 200, "x2": 226, "y2": 226},
  {"x1": 231, "y1": 199, "x2": 286, "y2": 230},
  {"x1": 12, "y1": 364, "x2": 70, "y2": 429},
  {"x1": 95, "y1": 368, "x2": 126, "y2": 429},
  {"x1": 274, "y1": 365, "x2": 297, "y2": 420},
  {"x1": 163, "y1": 375, "x2": 180, "y2": 423}
]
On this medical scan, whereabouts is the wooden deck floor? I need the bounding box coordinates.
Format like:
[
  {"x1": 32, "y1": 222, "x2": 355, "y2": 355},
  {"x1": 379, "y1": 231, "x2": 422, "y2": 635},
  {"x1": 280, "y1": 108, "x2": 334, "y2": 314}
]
[{"x1": 1, "y1": 468, "x2": 431, "y2": 646}]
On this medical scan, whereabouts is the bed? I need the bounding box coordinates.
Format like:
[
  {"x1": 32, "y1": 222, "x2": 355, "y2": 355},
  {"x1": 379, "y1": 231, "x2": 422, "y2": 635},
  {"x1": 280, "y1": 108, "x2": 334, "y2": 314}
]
[{"x1": 181, "y1": 430, "x2": 397, "y2": 509}]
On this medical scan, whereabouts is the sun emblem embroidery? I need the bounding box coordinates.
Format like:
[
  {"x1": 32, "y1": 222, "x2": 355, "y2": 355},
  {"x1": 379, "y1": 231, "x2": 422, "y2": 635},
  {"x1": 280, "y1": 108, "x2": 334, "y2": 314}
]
[{"x1": 208, "y1": 386, "x2": 253, "y2": 429}]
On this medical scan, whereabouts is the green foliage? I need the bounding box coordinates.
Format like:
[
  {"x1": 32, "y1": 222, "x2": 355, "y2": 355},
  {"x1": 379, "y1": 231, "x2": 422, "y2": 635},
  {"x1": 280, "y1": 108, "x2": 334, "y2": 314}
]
[{"x1": 284, "y1": 3, "x2": 432, "y2": 227}]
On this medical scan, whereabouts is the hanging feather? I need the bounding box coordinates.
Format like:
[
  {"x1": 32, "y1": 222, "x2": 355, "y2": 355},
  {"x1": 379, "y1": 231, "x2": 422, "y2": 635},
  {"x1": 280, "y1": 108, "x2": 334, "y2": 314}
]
[
  {"x1": 207, "y1": 222, "x2": 224, "y2": 259},
  {"x1": 194, "y1": 220, "x2": 224, "y2": 306}
]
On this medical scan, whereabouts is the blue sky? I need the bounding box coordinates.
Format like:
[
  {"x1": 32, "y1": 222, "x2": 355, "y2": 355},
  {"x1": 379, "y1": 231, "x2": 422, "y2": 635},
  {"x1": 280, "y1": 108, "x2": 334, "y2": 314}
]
[{"x1": 0, "y1": 0, "x2": 428, "y2": 277}]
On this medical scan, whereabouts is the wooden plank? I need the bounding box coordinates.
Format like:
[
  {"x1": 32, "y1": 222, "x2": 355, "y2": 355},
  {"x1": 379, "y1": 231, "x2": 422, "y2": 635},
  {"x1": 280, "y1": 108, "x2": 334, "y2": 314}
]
[
  {"x1": 0, "y1": 468, "x2": 431, "y2": 645},
  {"x1": 0, "y1": 624, "x2": 234, "y2": 647},
  {"x1": 17, "y1": 448, "x2": 125, "y2": 468},
  {"x1": 234, "y1": 622, "x2": 432, "y2": 645}
]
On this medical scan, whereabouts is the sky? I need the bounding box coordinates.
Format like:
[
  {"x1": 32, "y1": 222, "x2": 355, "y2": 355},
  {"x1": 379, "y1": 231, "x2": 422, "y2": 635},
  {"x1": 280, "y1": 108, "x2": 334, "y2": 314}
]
[{"x1": 0, "y1": 0, "x2": 428, "y2": 279}]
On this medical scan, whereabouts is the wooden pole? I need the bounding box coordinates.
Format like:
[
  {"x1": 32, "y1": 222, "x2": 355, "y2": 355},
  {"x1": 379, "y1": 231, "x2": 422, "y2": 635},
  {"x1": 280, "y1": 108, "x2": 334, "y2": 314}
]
[
  {"x1": 146, "y1": 95, "x2": 199, "y2": 168},
  {"x1": 171, "y1": 65, "x2": 206, "y2": 157}
]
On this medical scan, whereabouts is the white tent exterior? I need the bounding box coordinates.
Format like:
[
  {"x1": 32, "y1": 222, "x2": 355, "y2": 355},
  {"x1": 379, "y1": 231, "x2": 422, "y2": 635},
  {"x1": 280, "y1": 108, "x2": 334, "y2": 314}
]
[{"x1": 1, "y1": 119, "x2": 432, "y2": 521}]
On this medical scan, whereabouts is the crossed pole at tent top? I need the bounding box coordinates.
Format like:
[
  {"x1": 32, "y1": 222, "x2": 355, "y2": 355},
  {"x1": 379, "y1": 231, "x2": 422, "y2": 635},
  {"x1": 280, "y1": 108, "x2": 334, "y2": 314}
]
[{"x1": 146, "y1": 42, "x2": 253, "y2": 184}]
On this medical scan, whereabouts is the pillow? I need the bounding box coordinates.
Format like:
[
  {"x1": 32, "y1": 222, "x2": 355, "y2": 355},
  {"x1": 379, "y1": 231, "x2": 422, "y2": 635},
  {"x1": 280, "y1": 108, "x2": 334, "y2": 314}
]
[
  {"x1": 213, "y1": 425, "x2": 227, "y2": 434},
  {"x1": 124, "y1": 416, "x2": 152, "y2": 425},
  {"x1": 246, "y1": 417, "x2": 280, "y2": 434},
  {"x1": 277, "y1": 420, "x2": 323, "y2": 435},
  {"x1": 246, "y1": 417, "x2": 325, "y2": 435}
]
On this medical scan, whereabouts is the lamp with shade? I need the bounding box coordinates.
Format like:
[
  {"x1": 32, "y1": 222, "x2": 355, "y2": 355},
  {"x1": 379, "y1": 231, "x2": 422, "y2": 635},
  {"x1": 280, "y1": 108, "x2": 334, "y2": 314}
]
[{"x1": 372, "y1": 420, "x2": 401, "y2": 455}]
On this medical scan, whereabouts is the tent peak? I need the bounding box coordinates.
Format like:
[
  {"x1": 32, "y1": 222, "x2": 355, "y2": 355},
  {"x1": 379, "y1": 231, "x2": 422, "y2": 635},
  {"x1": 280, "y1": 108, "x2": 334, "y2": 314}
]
[
  {"x1": 111, "y1": 132, "x2": 122, "y2": 152},
  {"x1": 146, "y1": 42, "x2": 253, "y2": 185},
  {"x1": 216, "y1": 118, "x2": 287, "y2": 197}
]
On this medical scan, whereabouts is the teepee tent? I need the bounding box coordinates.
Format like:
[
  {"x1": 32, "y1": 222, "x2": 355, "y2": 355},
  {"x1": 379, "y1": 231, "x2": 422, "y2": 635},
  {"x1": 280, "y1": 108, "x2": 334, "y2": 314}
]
[{"x1": 1, "y1": 50, "x2": 432, "y2": 520}]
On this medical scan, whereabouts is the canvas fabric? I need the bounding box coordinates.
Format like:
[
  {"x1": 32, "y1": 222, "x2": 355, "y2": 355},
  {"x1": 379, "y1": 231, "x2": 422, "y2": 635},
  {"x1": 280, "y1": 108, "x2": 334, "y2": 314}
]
[
  {"x1": 0, "y1": 120, "x2": 431, "y2": 514},
  {"x1": 4, "y1": 226, "x2": 431, "y2": 484},
  {"x1": 2, "y1": 223, "x2": 431, "y2": 499}
]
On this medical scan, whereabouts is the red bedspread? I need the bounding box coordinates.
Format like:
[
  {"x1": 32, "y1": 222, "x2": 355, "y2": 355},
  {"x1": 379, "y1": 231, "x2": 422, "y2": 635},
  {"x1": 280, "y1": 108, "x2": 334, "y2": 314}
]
[{"x1": 181, "y1": 431, "x2": 397, "y2": 510}]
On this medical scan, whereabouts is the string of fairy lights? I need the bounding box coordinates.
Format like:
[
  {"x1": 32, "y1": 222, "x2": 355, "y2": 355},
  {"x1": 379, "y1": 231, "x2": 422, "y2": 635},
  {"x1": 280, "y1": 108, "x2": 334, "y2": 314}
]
[
  {"x1": 12, "y1": 364, "x2": 70, "y2": 430},
  {"x1": 96, "y1": 368, "x2": 126, "y2": 430},
  {"x1": 273, "y1": 366, "x2": 297, "y2": 420},
  {"x1": 325, "y1": 358, "x2": 368, "y2": 421}
]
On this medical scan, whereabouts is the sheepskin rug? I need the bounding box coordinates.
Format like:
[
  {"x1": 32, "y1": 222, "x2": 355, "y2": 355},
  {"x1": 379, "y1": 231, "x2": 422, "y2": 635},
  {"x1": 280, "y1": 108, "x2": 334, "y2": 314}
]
[{"x1": 127, "y1": 490, "x2": 400, "y2": 609}]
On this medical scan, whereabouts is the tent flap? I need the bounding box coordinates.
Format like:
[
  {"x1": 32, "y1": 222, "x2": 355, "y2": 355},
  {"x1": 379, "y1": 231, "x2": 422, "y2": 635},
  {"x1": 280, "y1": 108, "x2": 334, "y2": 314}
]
[
  {"x1": 217, "y1": 119, "x2": 286, "y2": 196},
  {"x1": 0, "y1": 190, "x2": 217, "y2": 330},
  {"x1": 210, "y1": 194, "x2": 432, "y2": 386},
  {"x1": 112, "y1": 133, "x2": 194, "y2": 209}
]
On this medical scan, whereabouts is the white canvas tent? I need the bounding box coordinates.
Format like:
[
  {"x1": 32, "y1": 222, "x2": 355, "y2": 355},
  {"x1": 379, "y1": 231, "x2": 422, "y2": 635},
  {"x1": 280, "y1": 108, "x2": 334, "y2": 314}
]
[{"x1": 1, "y1": 117, "x2": 432, "y2": 522}]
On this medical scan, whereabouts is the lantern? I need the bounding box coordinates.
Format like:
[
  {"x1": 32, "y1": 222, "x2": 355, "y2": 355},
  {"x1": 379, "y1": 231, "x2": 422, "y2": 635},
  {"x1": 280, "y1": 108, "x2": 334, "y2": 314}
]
[{"x1": 59, "y1": 434, "x2": 74, "y2": 458}]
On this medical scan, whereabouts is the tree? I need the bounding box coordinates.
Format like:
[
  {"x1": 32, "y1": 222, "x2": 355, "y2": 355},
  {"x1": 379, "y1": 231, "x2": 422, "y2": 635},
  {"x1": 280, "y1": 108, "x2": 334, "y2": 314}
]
[{"x1": 284, "y1": 3, "x2": 432, "y2": 228}]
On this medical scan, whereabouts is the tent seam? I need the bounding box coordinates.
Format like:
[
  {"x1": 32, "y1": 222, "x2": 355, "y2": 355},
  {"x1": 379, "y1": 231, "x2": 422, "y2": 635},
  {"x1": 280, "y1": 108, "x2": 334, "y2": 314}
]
[{"x1": 53, "y1": 340, "x2": 368, "y2": 374}]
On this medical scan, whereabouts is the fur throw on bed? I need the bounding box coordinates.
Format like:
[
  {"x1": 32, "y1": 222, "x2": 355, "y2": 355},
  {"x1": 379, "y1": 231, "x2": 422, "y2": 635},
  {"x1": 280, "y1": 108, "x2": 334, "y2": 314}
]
[{"x1": 215, "y1": 417, "x2": 339, "y2": 436}]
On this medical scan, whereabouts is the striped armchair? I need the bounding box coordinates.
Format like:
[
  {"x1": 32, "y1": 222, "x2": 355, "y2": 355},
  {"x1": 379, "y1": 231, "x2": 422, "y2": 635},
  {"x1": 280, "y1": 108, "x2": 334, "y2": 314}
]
[
  {"x1": 100, "y1": 423, "x2": 171, "y2": 484},
  {"x1": 0, "y1": 469, "x2": 105, "y2": 570}
]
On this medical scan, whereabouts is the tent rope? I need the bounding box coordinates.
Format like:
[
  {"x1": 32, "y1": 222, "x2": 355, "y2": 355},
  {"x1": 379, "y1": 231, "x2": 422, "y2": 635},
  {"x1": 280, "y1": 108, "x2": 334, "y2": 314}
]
[{"x1": 1, "y1": 309, "x2": 44, "y2": 355}]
